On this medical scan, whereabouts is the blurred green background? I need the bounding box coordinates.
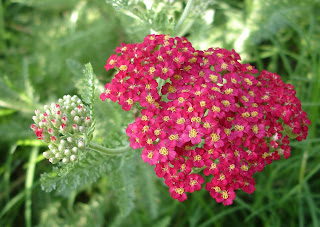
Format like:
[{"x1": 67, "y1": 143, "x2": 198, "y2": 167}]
[{"x1": 0, "y1": 0, "x2": 320, "y2": 226}]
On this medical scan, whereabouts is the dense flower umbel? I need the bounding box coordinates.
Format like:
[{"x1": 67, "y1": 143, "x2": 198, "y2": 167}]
[
  {"x1": 100, "y1": 34, "x2": 310, "y2": 205},
  {"x1": 31, "y1": 95, "x2": 92, "y2": 164}
]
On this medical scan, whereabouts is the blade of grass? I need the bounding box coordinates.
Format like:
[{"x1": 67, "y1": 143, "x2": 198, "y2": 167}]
[
  {"x1": 3, "y1": 144, "x2": 18, "y2": 202},
  {"x1": 198, "y1": 206, "x2": 244, "y2": 227},
  {"x1": 174, "y1": 0, "x2": 194, "y2": 36},
  {"x1": 0, "y1": 0, "x2": 4, "y2": 51},
  {"x1": 298, "y1": 191, "x2": 304, "y2": 227},
  {"x1": 0, "y1": 181, "x2": 40, "y2": 219},
  {"x1": 25, "y1": 146, "x2": 39, "y2": 227},
  {"x1": 303, "y1": 183, "x2": 319, "y2": 227}
]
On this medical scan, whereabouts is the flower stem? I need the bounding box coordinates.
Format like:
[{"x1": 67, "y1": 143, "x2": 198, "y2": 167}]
[
  {"x1": 88, "y1": 142, "x2": 129, "y2": 156},
  {"x1": 174, "y1": 0, "x2": 194, "y2": 35}
]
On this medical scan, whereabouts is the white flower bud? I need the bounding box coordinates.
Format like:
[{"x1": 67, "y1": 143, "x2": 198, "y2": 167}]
[
  {"x1": 39, "y1": 114, "x2": 45, "y2": 121},
  {"x1": 74, "y1": 116, "x2": 80, "y2": 124},
  {"x1": 79, "y1": 126, "x2": 85, "y2": 133},
  {"x1": 49, "y1": 157, "x2": 59, "y2": 164},
  {"x1": 62, "y1": 158, "x2": 69, "y2": 164},
  {"x1": 72, "y1": 147, "x2": 78, "y2": 154},
  {"x1": 48, "y1": 144, "x2": 55, "y2": 150},
  {"x1": 32, "y1": 116, "x2": 39, "y2": 123},
  {"x1": 58, "y1": 144, "x2": 65, "y2": 152},
  {"x1": 70, "y1": 155, "x2": 77, "y2": 162},
  {"x1": 55, "y1": 153, "x2": 63, "y2": 159},
  {"x1": 67, "y1": 137, "x2": 73, "y2": 143},
  {"x1": 78, "y1": 140, "x2": 84, "y2": 149},
  {"x1": 43, "y1": 151, "x2": 52, "y2": 159},
  {"x1": 64, "y1": 149, "x2": 71, "y2": 156}
]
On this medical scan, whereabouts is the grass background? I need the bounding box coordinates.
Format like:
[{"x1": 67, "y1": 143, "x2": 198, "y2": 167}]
[{"x1": 0, "y1": 0, "x2": 319, "y2": 226}]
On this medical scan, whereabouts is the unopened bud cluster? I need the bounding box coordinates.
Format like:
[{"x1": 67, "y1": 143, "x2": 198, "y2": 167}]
[{"x1": 31, "y1": 95, "x2": 92, "y2": 164}]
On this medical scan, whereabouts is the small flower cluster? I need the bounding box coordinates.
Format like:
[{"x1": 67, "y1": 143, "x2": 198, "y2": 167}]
[
  {"x1": 100, "y1": 34, "x2": 310, "y2": 205},
  {"x1": 31, "y1": 95, "x2": 92, "y2": 164}
]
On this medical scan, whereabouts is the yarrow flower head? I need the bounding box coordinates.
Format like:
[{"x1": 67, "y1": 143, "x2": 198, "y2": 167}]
[
  {"x1": 100, "y1": 34, "x2": 310, "y2": 205},
  {"x1": 31, "y1": 95, "x2": 92, "y2": 164}
]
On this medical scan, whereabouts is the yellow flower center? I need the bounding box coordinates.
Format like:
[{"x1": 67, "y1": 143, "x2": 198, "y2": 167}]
[
  {"x1": 210, "y1": 74, "x2": 218, "y2": 82},
  {"x1": 184, "y1": 65, "x2": 192, "y2": 71},
  {"x1": 194, "y1": 155, "x2": 202, "y2": 161},
  {"x1": 149, "y1": 67, "x2": 155, "y2": 74},
  {"x1": 159, "y1": 147, "x2": 168, "y2": 156},
  {"x1": 242, "y1": 112, "x2": 250, "y2": 118},
  {"x1": 210, "y1": 163, "x2": 216, "y2": 170},
  {"x1": 251, "y1": 111, "x2": 258, "y2": 117},
  {"x1": 146, "y1": 94, "x2": 154, "y2": 104},
  {"x1": 200, "y1": 101, "x2": 206, "y2": 107},
  {"x1": 252, "y1": 125, "x2": 258, "y2": 134},
  {"x1": 221, "y1": 63, "x2": 228, "y2": 70},
  {"x1": 211, "y1": 133, "x2": 220, "y2": 142},
  {"x1": 222, "y1": 100, "x2": 230, "y2": 107},
  {"x1": 142, "y1": 126, "x2": 149, "y2": 133},
  {"x1": 222, "y1": 190, "x2": 229, "y2": 199},
  {"x1": 147, "y1": 152, "x2": 153, "y2": 159},
  {"x1": 168, "y1": 85, "x2": 177, "y2": 93},
  {"x1": 217, "y1": 53, "x2": 223, "y2": 58},
  {"x1": 189, "y1": 57, "x2": 197, "y2": 63},
  {"x1": 163, "y1": 116, "x2": 170, "y2": 122},
  {"x1": 173, "y1": 74, "x2": 182, "y2": 80},
  {"x1": 244, "y1": 78, "x2": 253, "y2": 86},
  {"x1": 175, "y1": 187, "x2": 184, "y2": 195},
  {"x1": 219, "y1": 174, "x2": 225, "y2": 181},
  {"x1": 125, "y1": 98, "x2": 133, "y2": 105},
  {"x1": 225, "y1": 88, "x2": 233, "y2": 95},
  {"x1": 190, "y1": 180, "x2": 197, "y2": 186},
  {"x1": 154, "y1": 129, "x2": 161, "y2": 136},
  {"x1": 242, "y1": 96, "x2": 249, "y2": 102},
  {"x1": 204, "y1": 122, "x2": 210, "y2": 129},
  {"x1": 178, "y1": 97, "x2": 185, "y2": 103},
  {"x1": 235, "y1": 125, "x2": 244, "y2": 131},
  {"x1": 162, "y1": 67, "x2": 168, "y2": 74},
  {"x1": 119, "y1": 65, "x2": 127, "y2": 71},
  {"x1": 177, "y1": 118, "x2": 185, "y2": 124},
  {"x1": 189, "y1": 129, "x2": 198, "y2": 138},
  {"x1": 212, "y1": 105, "x2": 221, "y2": 112},
  {"x1": 241, "y1": 165, "x2": 248, "y2": 171},
  {"x1": 191, "y1": 117, "x2": 201, "y2": 123}
]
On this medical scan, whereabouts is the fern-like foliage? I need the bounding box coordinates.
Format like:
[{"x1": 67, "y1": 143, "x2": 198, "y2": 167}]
[
  {"x1": 249, "y1": 0, "x2": 315, "y2": 44},
  {"x1": 108, "y1": 151, "x2": 137, "y2": 218},
  {"x1": 81, "y1": 63, "x2": 96, "y2": 142},
  {"x1": 39, "y1": 195, "x2": 107, "y2": 227},
  {"x1": 106, "y1": 0, "x2": 176, "y2": 36},
  {"x1": 40, "y1": 151, "x2": 111, "y2": 195}
]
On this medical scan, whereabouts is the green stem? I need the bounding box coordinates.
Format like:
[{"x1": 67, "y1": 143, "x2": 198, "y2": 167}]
[
  {"x1": 88, "y1": 142, "x2": 129, "y2": 156},
  {"x1": 25, "y1": 147, "x2": 39, "y2": 227},
  {"x1": 0, "y1": 1, "x2": 5, "y2": 51},
  {"x1": 174, "y1": 0, "x2": 194, "y2": 35}
]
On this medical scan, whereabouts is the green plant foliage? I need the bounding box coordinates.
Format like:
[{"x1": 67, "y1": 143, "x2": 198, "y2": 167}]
[
  {"x1": 108, "y1": 152, "x2": 137, "y2": 219},
  {"x1": 40, "y1": 151, "x2": 111, "y2": 195},
  {"x1": 1, "y1": 0, "x2": 320, "y2": 226}
]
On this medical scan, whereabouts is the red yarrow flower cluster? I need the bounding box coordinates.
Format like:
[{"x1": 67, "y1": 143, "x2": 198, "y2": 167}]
[{"x1": 100, "y1": 34, "x2": 310, "y2": 205}]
